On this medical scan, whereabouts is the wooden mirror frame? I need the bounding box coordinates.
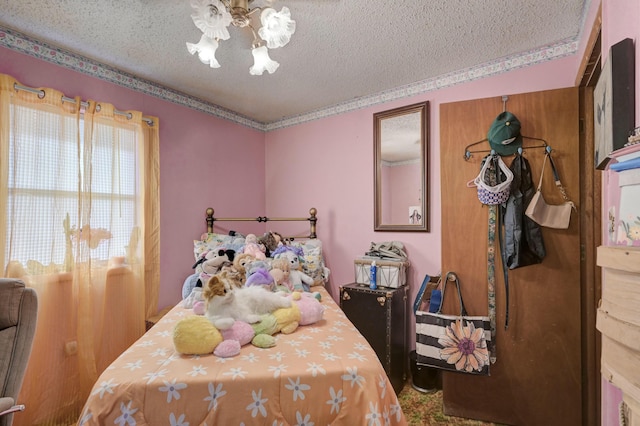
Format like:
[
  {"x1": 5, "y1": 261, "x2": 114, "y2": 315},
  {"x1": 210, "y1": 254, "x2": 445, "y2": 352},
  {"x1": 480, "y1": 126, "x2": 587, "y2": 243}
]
[{"x1": 374, "y1": 101, "x2": 429, "y2": 232}]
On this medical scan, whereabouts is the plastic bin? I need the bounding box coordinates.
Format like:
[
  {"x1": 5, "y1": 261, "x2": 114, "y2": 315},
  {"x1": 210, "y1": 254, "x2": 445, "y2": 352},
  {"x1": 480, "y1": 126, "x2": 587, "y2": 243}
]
[
  {"x1": 354, "y1": 257, "x2": 409, "y2": 288},
  {"x1": 409, "y1": 350, "x2": 441, "y2": 393}
]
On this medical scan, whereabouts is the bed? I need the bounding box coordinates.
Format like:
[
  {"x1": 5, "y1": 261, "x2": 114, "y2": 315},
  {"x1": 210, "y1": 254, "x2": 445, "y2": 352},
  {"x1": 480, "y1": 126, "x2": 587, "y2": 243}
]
[{"x1": 79, "y1": 208, "x2": 408, "y2": 425}]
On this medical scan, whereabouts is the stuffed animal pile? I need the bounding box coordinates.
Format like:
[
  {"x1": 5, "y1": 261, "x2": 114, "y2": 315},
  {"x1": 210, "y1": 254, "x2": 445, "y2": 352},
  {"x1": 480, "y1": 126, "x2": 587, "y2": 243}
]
[
  {"x1": 177, "y1": 232, "x2": 328, "y2": 357},
  {"x1": 173, "y1": 291, "x2": 325, "y2": 357},
  {"x1": 183, "y1": 240, "x2": 322, "y2": 300}
]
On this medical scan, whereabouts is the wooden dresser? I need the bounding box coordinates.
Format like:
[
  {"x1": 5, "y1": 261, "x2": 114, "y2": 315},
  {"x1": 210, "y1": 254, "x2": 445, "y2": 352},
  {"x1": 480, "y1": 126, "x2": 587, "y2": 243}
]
[
  {"x1": 597, "y1": 246, "x2": 640, "y2": 424},
  {"x1": 599, "y1": 141, "x2": 640, "y2": 425}
]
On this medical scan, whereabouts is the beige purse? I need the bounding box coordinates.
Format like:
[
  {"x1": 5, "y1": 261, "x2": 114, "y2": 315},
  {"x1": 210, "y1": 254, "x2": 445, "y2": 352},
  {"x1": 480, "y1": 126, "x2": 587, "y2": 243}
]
[{"x1": 525, "y1": 151, "x2": 576, "y2": 229}]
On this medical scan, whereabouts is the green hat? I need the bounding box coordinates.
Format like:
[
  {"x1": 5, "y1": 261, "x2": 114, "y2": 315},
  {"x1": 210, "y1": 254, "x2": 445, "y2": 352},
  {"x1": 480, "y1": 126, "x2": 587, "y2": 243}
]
[{"x1": 487, "y1": 111, "x2": 522, "y2": 156}]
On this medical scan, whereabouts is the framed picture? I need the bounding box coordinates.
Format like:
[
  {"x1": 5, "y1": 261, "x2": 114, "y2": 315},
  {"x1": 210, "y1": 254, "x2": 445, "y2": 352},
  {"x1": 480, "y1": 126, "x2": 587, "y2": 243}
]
[
  {"x1": 594, "y1": 38, "x2": 635, "y2": 170},
  {"x1": 408, "y1": 206, "x2": 422, "y2": 224}
]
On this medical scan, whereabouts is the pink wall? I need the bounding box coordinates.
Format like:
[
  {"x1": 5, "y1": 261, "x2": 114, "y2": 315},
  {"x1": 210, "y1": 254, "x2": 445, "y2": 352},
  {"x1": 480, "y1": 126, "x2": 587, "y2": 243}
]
[
  {"x1": 265, "y1": 55, "x2": 580, "y2": 311},
  {"x1": 0, "y1": 46, "x2": 266, "y2": 309}
]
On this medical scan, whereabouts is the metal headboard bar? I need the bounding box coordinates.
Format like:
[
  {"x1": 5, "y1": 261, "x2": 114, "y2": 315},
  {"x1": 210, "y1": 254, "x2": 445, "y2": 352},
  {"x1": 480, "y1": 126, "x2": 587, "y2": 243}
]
[{"x1": 205, "y1": 207, "x2": 317, "y2": 239}]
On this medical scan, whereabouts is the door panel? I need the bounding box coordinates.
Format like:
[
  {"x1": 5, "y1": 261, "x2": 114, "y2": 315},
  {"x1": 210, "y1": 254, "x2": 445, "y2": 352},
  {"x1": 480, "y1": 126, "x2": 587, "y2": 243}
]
[{"x1": 440, "y1": 88, "x2": 581, "y2": 425}]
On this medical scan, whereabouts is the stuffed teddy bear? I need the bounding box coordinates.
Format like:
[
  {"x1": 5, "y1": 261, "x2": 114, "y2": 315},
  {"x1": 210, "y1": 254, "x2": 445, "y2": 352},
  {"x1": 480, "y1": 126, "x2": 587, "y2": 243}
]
[
  {"x1": 274, "y1": 249, "x2": 314, "y2": 292},
  {"x1": 232, "y1": 252, "x2": 255, "y2": 284},
  {"x1": 193, "y1": 248, "x2": 236, "y2": 287},
  {"x1": 242, "y1": 234, "x2": 267, "y2": 260},
  {"x1": 269, "y1": 257, "x2": 293, "y2": 292},
  {"x1": 258, "y1": 231, "x2": 284, "y2": 257}
]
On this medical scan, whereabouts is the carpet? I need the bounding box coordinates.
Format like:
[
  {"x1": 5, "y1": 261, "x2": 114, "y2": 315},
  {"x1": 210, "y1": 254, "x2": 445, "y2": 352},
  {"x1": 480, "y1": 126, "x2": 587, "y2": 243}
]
[{"x1": 397, "y1": 382, "x2": 499, "y2": 426}]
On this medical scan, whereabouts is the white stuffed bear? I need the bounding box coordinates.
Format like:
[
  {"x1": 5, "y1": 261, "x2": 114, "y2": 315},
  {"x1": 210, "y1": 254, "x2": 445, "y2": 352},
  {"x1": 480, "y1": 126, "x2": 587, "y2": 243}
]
[{"x1": 277, "y1": 250, "x2": 314, "y2": 292}]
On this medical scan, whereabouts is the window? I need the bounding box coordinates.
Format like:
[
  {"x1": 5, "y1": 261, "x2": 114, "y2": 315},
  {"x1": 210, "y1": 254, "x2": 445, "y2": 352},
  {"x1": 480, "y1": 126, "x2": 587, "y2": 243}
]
[{"x1": 5, "y1": 103, "x2": 141, "y2": 270}]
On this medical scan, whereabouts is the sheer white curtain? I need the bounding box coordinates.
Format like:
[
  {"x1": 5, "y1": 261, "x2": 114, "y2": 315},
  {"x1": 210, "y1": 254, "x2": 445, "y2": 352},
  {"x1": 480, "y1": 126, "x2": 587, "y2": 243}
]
[{"x1": 0, "y1": 74, "x2": 160, "y2": 425}]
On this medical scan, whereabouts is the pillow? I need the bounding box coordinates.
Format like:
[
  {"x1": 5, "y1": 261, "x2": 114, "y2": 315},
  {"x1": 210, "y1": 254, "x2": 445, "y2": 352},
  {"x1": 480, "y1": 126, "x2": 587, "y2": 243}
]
[
  {"x1": 193, "y1": 233, "x2": 245, "y2": 261},
  {"x1": 289, "y1": 239, "x2": 330, "y2": 286}
]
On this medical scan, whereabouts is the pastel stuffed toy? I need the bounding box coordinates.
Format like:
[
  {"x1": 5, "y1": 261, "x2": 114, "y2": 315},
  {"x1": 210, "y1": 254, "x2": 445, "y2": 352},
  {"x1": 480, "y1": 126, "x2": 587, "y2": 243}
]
[
  {"x1": 271, "y1": 301, "x2": 301, "y2": 334},
  {"x1": 275, "y1": 249, "x2": 314, "y2": 292},
  {"x1": 252, "y1": 291, "x2": 324, "y2": 339},
  {"x1": 181, "y1": 273, "x2": 200, "y2": 300},
  {"x1": 244, "y1": 257, "x2": 271, "y2": 275},
  {"x1": 183, "y1": 287, "x2": 204, "y2": 309},
  {"x1": 258, "y1": 231, "x2": 284, "y2": 257},
  {"x1": 193, "y1": 248, "x2": 236, "y2": 287},
  {"x1": 290, "y1": 291, "x2": 325, "y2": 325},
  {"x1": 215, "y1": 320, "x2": 256, "y2": 357},
  {"x1": 173, "y1": 314, "x2": 278, "y2": 355},
  {"x1": 173, "y1": 316, "x2": 261, "y2": 357},
  {"x1": 232, "y1": 252, "x2": 256, "y2": 283},
  {"x1": 242, "y1": 234, "x2": 266, "y2": 260},
  {"x1": 193, "y1": 300, "x2": 206, "y2": 315},
  {"x1": 173, "y1": 316, "x2": 223, "y2": 355},
  {"x1": 245, "y1": 267, "x2": 275, "y2": 290},
  {"x1": 172, "y1": 291, "x2": 324, "y2": 356},
  {"x1": 269, "y1": 258, "x2": 293, "y2": 292},
  {"x1": 250, "y1": 308, "x2": 294, "y2": 349}
]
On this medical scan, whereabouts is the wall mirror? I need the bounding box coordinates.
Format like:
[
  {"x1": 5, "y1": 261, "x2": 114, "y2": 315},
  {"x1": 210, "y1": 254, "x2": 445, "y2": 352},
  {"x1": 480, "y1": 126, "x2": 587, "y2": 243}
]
[{"x1": 374, "y1": 101, "x2": 429, "y2": 232}]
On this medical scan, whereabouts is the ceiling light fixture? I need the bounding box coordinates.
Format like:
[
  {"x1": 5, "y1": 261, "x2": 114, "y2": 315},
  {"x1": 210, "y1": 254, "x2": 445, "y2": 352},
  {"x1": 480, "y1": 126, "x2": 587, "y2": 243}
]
[{"x1": 186, "y1": 0, "x2": 296, "y2": 75}]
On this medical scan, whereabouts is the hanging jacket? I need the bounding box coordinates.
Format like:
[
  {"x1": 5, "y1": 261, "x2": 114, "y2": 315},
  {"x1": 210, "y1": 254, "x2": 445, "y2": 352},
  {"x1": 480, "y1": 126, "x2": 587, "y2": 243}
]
[{"x1": 502, "y1": 153, "x2": 546, "y2": 269}]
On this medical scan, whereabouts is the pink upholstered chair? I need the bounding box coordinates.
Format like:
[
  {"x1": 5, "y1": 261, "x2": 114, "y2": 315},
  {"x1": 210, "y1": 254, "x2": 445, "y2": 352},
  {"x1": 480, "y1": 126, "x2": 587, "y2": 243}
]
[{"x1": 0, "y1": 279, "x2": 37, "y2": 426}]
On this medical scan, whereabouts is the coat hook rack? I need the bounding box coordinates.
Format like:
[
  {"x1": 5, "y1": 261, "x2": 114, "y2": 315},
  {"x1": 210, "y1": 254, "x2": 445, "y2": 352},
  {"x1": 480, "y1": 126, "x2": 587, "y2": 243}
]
[
  {"x1": 502, "y1": 95, "x2": 508, "y2": 112},
  {"x1": 463, "y1": 135, "x2": 550, "y2": 161}
]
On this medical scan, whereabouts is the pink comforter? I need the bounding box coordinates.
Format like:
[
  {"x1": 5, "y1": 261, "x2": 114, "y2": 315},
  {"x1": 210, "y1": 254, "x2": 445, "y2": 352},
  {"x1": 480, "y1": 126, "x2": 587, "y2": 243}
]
[{"x1": 79, "y1": 286, "x2": 407, "y2": 425}]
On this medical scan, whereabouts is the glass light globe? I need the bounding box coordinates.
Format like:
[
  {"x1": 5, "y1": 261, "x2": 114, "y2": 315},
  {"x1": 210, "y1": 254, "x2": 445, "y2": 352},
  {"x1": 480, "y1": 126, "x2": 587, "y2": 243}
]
[
  {"x1": 190, "y1": 0, "x2": 232, "y2": 41},
  {"x1": 186, "y1": 35, "x2": 221, "y2": 68},
  {"x1": 258, "y1": 7, "x2": 296, "y2": 49},
  {"x1": 250, "y1": 46, "x2": 279, "y2": 75}
]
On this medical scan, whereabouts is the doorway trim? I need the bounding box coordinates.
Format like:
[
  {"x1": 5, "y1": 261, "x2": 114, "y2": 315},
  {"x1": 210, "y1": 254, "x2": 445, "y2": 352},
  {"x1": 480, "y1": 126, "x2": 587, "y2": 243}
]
[{"x1": 576, "y1": 3, "x2": 602, "y2": 425}]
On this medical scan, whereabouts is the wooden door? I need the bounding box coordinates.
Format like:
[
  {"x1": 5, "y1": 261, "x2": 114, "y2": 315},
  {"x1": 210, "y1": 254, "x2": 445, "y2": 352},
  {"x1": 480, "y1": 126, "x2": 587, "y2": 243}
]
[{"x1": 440, "y1": 87, "x2": 581, "y2": 425}]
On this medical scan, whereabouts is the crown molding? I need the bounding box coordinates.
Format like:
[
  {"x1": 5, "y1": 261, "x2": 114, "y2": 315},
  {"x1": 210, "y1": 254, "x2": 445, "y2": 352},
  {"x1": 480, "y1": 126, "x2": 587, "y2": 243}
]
[{"x1": 1, "y1": 26, "x2": 578, "y2": 133}]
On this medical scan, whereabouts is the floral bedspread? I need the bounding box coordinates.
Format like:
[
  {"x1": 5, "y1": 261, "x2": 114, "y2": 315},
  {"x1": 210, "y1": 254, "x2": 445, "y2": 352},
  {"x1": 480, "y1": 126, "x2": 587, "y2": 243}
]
[{"x1": 79, "y1": 286, "x2": 407, "y2": 425}]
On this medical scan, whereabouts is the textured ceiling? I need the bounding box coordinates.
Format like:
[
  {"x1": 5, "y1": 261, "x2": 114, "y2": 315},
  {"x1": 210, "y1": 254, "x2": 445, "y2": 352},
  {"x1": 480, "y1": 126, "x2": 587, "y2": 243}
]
[{"x1": 0, "y1": 0, "x2": 588, "y2": 129}]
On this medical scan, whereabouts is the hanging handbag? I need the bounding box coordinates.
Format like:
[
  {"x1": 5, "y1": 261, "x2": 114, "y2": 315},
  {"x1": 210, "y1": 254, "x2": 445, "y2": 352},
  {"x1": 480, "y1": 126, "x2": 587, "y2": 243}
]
[
  {"x1": 415, "y1": 272, "x2": 491, "y2": 376},
  {"x1": 525, "y1": 151, "x2": 576, "y2": 229},
  {"x1": 468, "y1": 155, "x2": 514, "y2": 205},
  {"x1": 503, "y1": 153, "x2": 546, "y2": 269}
]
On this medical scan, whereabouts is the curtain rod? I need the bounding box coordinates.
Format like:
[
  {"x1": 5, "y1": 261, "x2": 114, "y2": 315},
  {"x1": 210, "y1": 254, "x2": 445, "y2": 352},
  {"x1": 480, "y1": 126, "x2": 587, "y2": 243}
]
[{"x1": 13, "y1": 83, "x2": 155, "y2": 126}]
